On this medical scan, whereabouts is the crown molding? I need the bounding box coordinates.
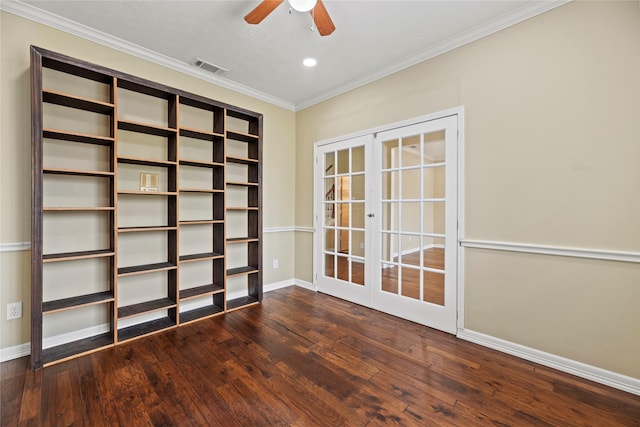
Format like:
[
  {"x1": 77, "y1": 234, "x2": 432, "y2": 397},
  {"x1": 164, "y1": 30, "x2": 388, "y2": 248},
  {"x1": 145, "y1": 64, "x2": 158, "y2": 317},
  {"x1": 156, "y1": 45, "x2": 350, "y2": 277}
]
[
  {"x1": 0, "y1": 0, "x2": 296, "y2": 111},
  {"x1": 2, "y1": 0, "x2": 568, "y2": 112},
  {"x1": 294, "y1": 0, "x2": 570, "y2": 111}
]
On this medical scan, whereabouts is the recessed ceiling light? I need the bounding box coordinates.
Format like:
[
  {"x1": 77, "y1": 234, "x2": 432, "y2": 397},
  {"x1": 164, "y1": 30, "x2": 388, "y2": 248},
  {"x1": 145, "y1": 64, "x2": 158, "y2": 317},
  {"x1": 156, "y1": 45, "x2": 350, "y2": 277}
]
[{"x1": 303, "y1": 58, "x2": 317, "y2": 67}]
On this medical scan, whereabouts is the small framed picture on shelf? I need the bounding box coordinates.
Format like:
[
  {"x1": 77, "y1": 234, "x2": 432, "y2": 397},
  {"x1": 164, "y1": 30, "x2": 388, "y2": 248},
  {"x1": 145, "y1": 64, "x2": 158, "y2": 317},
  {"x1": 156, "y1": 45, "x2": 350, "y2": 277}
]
[{"x1": 139, "y1": 172, "x2": 159, "y2": 192}]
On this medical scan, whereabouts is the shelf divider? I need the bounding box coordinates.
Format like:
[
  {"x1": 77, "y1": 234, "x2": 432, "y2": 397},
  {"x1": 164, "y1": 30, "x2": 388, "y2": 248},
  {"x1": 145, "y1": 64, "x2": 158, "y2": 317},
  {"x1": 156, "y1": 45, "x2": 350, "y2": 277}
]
[
  {"x1": 43, "y1": 291, "x2": 114, "y2": 314},
  {"x1": 118, "y1": 262, "x2": 177, "y2": 276}
]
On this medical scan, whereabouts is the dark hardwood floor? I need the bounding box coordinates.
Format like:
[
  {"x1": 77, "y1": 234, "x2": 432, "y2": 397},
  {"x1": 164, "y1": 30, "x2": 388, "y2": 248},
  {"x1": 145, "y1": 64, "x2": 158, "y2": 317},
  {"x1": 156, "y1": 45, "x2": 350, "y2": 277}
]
[{"x1": 2, "y1": 286, "x2": 639, "y2": 426}]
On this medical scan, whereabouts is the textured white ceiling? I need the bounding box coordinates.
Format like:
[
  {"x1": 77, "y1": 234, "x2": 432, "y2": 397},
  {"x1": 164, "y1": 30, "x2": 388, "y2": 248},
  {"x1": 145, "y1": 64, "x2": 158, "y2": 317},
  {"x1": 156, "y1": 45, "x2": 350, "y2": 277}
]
[{"x1": 15, "y1": 0, "x2": 565, "y2": 110}]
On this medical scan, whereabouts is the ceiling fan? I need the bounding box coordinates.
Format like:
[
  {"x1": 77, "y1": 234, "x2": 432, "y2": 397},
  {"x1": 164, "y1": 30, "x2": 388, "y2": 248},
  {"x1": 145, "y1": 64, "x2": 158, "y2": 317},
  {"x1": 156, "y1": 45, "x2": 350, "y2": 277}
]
[{"x1": 244, "y1": 0, "x2": 336, "y2": 36}]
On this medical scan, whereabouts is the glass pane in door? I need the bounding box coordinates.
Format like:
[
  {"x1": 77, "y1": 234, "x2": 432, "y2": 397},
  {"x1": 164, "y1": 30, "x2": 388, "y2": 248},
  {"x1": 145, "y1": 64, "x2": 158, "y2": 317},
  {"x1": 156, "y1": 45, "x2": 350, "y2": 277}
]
[
  {"x1": 380, "y1": 128, "x2": 448, "y2": 304},
  {"x1": 321, "y1": 144, "x2": 366, "y2": 287}
]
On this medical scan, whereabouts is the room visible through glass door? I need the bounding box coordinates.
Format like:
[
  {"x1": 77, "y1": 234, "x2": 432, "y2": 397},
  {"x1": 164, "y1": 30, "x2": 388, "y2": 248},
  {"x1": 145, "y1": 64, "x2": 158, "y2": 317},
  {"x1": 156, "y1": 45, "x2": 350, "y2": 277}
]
[
  {"x1": 314, "y1": 113, "x2": 459, "y2": 334},
  {"x1": 316, "y1": 134, "x2": 372, "y2": 303},
  {"x1": 372, "y1": 116, "x2": 458, "y2": 333}
]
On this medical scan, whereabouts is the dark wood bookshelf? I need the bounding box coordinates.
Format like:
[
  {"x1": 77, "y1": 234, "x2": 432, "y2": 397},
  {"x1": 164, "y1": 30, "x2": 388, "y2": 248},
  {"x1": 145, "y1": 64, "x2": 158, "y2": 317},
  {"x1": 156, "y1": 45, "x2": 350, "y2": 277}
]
[
  {"x1": 227, "y1": 207, "x2": 259, "y2": 211},
  {"x1": 43, "y1": 168, "x2": 114, "y2": 177},
  {"x1": 43, "y1": 206, "x2": 115, "y2": 211},
  {"x1": 43, "y1": 129, "x2": 114, "y2": 146},
  {"x1": 179, "y1": 188, "x2": 223, "y2": 193},
  {"x1": 118, "y1": 297, "x2": 176, "y2": 319},
  {"x1": 226, "y1": 266, "x2": 259, "y2": 277},
  {"x1": 226, "y1": 237, "x2": 259, "y2": 244},
  {"x1": 226, "y1": 181, "x2": 259, "y2": 187},
  {"x1": 117, "y1": 262, "x2": 177, "y2": 276},
  {"x1": 227, "y1": 295, "x2": 259, "y2": 311},
  {"x1": 179, "y1": 252, "x2": 223, "y2": 263},
  {"x1": 179, "y1": 304, "x2": 224, "y2": 323},
  {"x1": 179, "y1": 127, "x2": 223, "y2": 140},
  {"x1": 226, "y1": 156, "x2": 259, "y2": 165},
  {"x1": 42, "y1": 249, "x2": 114, "y2": 262},
  {"x1": 117, "y1": 190, "x2": 177, "y2": 196},
  {"x1": 118, "y1": 120, "x2": 177, "y2": 137},
  {"x1": 42, "y1": 333, "x2": 114, "y2": 365},
  {"x1": 31, "y1": 46, "x2": 262, "y2": 369},
  {"x1": 42, "y1": 89, "x2": 114, "y2": 114},
  {"x1": 180, "y1": 159, "x2": 224, "y2": 168},
  {"x1": 179, "y1": 283, "x2": 224, "y2": 300},
  {"x1": 179, "y1": 219, "x2": 223, "y2": 225},
  {"x1": 118, "y1": 226, "x2": 177, "y2": 233},
  {"x1": 42, "y1": 291, "x2": 114, "y2": 313},
  {"x1": 118, "y1": 156, "x2": 177, "y2": 167},
  {"x1": 226, "y1": 130, "x2": 259, "y2": 143},
  {"x1": 117, "y1": 317, "x2": 176, "y2": 342}
]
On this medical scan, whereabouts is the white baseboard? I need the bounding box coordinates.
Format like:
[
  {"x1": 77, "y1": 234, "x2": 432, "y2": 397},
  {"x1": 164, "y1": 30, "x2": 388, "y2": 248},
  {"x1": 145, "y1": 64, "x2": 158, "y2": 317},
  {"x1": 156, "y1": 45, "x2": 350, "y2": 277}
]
[
  {"x1": 457, "y1": 329, "x2": 640, "y2": 396},
  {"x1": 0, "y1": 342, "x2": 30, "y2": 362},
  {"x1": 264, "y1": 278, "x2": 296, "y2": 292},
  {"x1": 292, "y1": 278, "x2": 315, "y2": 291}
]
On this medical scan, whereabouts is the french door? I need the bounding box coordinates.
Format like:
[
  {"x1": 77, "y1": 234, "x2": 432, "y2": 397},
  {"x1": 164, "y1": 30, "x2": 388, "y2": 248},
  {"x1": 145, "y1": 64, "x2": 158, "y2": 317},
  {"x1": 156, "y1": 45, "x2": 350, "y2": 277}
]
[
  {"x1": 315, "y1": 134, "x2": 373, "y2": 303},
  {"x1": 315, "y1": 114, "x2": 459, "y2": 333}
]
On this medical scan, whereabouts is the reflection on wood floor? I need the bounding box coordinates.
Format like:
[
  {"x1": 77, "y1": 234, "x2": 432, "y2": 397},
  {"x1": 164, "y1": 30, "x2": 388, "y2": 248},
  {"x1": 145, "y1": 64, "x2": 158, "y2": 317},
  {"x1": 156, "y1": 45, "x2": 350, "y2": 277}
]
[{"x1": 325, "y1": 247, "x2": 445, "y2": 305}]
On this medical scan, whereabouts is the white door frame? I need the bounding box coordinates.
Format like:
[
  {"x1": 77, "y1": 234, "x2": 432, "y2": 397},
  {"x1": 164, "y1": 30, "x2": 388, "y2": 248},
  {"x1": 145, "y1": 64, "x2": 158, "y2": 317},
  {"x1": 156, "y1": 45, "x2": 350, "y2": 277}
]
[{"x1": 313, "y1": 106, "x2": 465, "y2": 333}]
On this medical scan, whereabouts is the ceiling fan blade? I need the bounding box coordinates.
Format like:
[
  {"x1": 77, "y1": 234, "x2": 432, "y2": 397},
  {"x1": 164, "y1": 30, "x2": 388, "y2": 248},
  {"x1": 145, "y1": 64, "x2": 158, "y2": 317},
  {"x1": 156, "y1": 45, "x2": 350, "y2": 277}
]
[
  {"x1": 312, "y1": 0, "x2": 335, "y2": 36},
  {"x1": 244, "y1": 0, "x2": 284, "y2": 24}
]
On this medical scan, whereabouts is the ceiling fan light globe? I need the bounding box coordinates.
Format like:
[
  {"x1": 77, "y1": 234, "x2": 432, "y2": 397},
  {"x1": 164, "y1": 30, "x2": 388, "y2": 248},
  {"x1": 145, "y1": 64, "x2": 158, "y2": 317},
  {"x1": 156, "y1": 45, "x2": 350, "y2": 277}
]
[{"x1": 289, "y1": 0, "x2": 317, "y2": 12}]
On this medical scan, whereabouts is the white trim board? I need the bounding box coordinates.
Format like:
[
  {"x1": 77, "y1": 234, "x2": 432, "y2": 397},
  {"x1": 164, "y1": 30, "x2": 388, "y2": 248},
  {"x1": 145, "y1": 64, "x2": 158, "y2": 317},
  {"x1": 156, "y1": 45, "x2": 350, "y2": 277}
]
[
  {"x1": 0, "y1": 343, "x2": 30, "y2": 362},
  {"x1": 457, "y1": 329, "x2": 640, "y2": 396},
  {"x1": 263, "y1": 227, "x2": 296, "y2": 234},
  {"x1": 0, "y1": 242, "x2": 30, "y2": 252},
  {"x1": 294, "y1": 226, "x2": 315, "y2": 234},
  {"x1": 263, "y1": 226, "x2": 314, "y2": 234},
  {"x1": 460, "y1": 239, "x2": 640, "y2": 264}
]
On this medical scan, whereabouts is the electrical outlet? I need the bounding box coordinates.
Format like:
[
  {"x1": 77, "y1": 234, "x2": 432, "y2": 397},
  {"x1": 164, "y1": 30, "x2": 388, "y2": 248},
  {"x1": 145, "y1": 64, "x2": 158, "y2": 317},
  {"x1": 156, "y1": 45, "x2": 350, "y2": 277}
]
[
  {"x1": 7, "y1": 302, "x2": 22, "y2": 320},
  {"x1": 273, "y1": 259, "x2": 279, "y2": 269}
]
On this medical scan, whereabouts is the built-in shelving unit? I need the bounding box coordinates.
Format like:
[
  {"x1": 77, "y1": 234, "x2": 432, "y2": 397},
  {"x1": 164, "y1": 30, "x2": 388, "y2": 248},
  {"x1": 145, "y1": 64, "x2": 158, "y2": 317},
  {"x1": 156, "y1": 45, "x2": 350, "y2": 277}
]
[{"x1": 31, "y1": 46, "x2": 262, "y2": 369}]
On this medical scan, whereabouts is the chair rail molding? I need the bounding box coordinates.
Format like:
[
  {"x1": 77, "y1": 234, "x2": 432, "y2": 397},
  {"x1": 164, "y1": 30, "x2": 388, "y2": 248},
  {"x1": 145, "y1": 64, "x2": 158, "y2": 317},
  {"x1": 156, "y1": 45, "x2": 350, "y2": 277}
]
[
  {"x1": 0, "y1": 242, "x2": 31, "y2": 252},
  {"x1": 263, "y1": 226, "x2": 314, "y2": 234},
  {"x1": 459, "y1": 239, "x2": 640, "y2": 264}
]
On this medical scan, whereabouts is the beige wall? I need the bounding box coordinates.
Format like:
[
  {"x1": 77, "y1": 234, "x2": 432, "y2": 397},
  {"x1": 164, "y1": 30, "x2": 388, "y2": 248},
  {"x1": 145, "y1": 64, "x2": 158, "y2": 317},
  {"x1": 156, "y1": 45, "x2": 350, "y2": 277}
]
[
  {"x1": 295, "y1": 1, "x2": 639, "y2": 378},
  {"x1": 0, "y1": 11, "x2": 296, "y2": 349}
]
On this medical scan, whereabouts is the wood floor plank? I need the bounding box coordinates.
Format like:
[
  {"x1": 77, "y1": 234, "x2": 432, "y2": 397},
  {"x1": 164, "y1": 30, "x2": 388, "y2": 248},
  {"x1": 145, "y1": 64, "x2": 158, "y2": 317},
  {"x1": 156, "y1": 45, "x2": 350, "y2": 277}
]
[
  {"x1": 2, "y1": 286, "x2": 639, "y2": 426},
  {"x1": 74, "y1": 355, "x2": 107, "y2": 427},
  {"x1": 0, "y1": 357, "x2": 28, "y2": 427},
  {"x1": 139, "y1": 336, "x2": 217, "y2": 426},
  {"x1": 17, "y1": 368, "x2": 43, "y2": 426}
]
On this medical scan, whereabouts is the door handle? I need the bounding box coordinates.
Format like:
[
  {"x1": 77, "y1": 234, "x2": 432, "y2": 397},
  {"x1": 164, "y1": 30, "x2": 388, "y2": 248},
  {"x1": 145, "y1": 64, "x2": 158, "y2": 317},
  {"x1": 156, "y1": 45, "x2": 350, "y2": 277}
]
[{"x1": 367, "y1": 213, "x2": 375, "y2": 218}]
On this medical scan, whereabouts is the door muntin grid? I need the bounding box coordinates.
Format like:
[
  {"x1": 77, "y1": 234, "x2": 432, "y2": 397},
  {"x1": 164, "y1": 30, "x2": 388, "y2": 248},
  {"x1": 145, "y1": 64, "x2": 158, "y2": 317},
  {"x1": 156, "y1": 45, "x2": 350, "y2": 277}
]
[
  {"x1": 323, "y1": 146, "x2": 365, "y2": 286},
  {"x1": 380, "y1": 131, "x2": 446, "y2": 305}
]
